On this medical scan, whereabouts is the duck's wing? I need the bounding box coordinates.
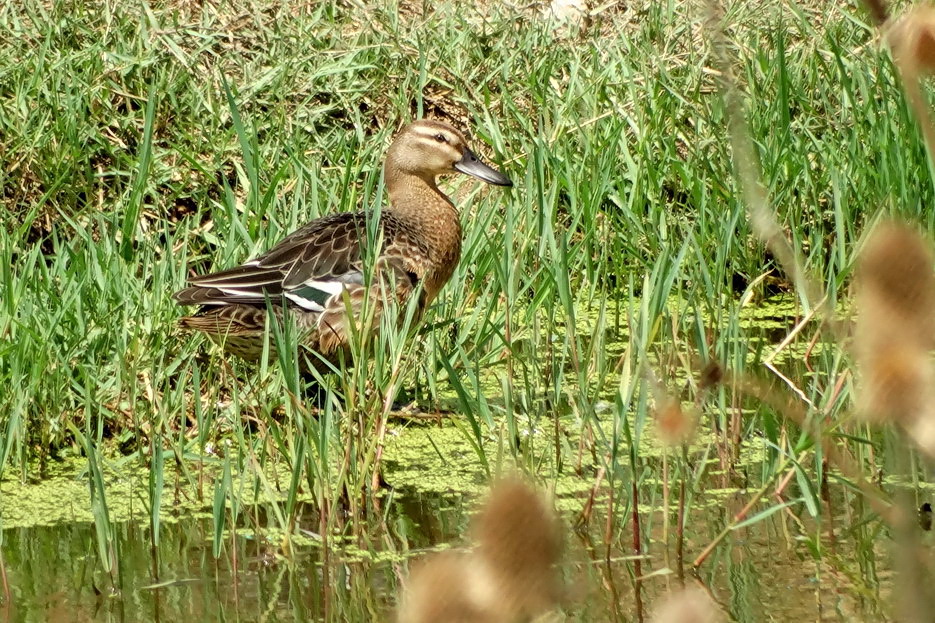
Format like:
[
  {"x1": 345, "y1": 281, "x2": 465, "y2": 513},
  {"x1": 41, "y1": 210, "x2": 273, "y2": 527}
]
[{"x1": 174, "y1": 212, "x2": 380, "y2": 313}]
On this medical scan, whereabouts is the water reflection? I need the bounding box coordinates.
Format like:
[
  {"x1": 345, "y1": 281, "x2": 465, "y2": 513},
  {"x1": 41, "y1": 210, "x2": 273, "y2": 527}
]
[{"x1": 1, "y1": 472, "x2": 894, "y2": 622}]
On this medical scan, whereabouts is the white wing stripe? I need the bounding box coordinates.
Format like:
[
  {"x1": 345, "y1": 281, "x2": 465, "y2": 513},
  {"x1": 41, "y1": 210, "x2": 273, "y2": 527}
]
[
  {"x1": 218, "y1": 287, "x2": 258, "y2": 298},
  {"x1": 296, "y1": 280, "x2": 346, "y2": 295},
  {"x1": 284, "y1": 293, "x2": 326, "y2": 312}
]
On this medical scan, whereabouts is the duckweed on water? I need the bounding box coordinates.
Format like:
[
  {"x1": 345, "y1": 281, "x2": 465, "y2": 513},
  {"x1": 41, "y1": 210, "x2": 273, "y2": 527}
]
[
  {"x1": 1, "y1": 414, "x2": 773, "y2": 532},
  {"x1": 0, "y1": 454, "x2": 296, "y2": 529},
  {"x1": 1, "y1": 0, "x2": 930, "y2": 618},
  {"x1": 383, "y1": 424, "x2": 489, "y2": 495}
]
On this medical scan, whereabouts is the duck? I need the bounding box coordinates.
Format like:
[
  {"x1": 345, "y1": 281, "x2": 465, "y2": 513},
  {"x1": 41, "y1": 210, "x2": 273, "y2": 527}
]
[{"x1": 173, "y1": 119, "x2": 512, "y2": 372}]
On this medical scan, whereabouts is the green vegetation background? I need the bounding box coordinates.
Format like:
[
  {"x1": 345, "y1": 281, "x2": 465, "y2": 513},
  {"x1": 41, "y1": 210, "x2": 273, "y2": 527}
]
[{"x1": 0, "y1": 0, "x2": 928, "y2": 551}]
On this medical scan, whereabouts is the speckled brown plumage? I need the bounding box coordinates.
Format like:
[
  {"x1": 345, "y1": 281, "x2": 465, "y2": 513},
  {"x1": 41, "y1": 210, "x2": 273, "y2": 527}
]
[{"x1": 174, "y1": 120, "x2": 512, "y2": 371}]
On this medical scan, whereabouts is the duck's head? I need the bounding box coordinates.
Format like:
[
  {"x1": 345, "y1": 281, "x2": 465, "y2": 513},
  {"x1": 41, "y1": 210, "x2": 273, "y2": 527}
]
[{"x1": 386, "y1": 120, "x2": 513, "y2": 187}]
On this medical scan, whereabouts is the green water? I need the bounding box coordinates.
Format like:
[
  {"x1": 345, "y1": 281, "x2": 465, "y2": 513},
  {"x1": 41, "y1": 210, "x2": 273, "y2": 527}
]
[
  {"x1": 0, "y1": 297, "x2": 918, "y2": 621},
  {"x1": 0, "y1": 432, "x2": 903, "y2": 622}
]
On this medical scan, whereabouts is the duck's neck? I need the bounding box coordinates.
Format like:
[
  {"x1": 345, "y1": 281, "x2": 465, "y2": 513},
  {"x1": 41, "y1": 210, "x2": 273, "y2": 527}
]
[{"x1": 384, "y1": 166, "x2": 463, "y2": 265}]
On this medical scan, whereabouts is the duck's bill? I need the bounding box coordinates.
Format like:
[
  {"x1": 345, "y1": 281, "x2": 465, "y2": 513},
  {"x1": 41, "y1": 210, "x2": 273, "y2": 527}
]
[{"x1": 454, "y1": 149, "x2": 513, "y2": 187}]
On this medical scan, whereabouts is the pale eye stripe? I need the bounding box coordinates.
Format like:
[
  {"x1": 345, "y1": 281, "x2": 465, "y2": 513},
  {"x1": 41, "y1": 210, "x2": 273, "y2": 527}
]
[{"x1": 413, "y1": 127, "x2": 456, "y2": 142}]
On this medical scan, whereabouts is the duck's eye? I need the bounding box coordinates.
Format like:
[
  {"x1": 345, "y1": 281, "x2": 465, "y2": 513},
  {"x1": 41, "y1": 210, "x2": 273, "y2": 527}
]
[{"x1": 434, "y1": 133, "x2": 448, "y2": 143}]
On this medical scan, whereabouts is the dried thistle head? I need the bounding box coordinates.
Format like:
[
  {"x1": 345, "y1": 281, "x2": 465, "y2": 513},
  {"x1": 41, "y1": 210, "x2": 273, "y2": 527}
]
[
  {"x1": 855, "y1": 220, "x2": 935, "y2": 454},
  {"x1": 856, "y1": 221, "x2": 935, "y2": 337},
  {"x1": 699, "y1": 361, "x2": 724, "y2": 391},
  {"x1": 473, "y1": 477, "x2": 564, "y2": 619},
  {"x1": 397, "y1": 478, "x2": 563, "y2": 623},
  {"x1": 650, "y1": 587, "x2": 723, "y2": 623},
  {"x1": 396, "y1": 551, "x2": 487, "y2": 623},
  {"x1": 647, "y1": 366, "x2": 699, "y2": 446},
  {"x1": 888, "y1": 5, "x2": 935, "y2": 79},
  {"x1": 859, "y1": 345, "x2": 933, "y2": 424},
  {"x1": 655, "y1": 397, "x2": 698, "y2": 446}
]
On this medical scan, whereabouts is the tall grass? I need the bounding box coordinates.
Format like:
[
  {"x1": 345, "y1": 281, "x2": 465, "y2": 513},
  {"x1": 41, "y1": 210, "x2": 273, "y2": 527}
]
[{"x1": 1, "y1": 0, "x2": 933, "y2": 618}]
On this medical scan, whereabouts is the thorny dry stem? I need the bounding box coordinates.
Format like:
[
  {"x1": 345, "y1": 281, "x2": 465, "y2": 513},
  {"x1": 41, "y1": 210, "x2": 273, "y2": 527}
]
[{"x1": 691, "y1": 0, "x2": 924, "y2": 572}]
